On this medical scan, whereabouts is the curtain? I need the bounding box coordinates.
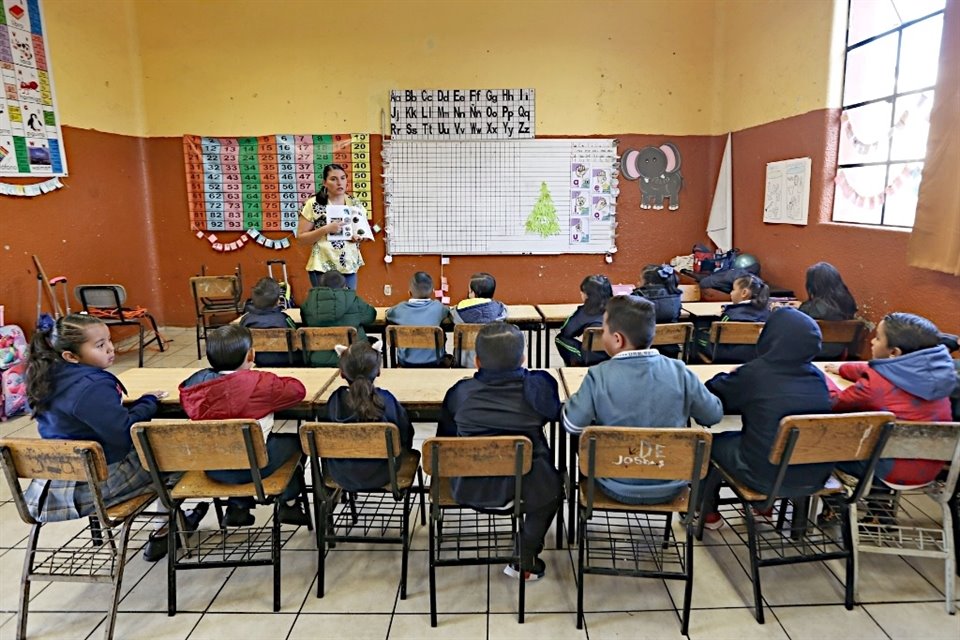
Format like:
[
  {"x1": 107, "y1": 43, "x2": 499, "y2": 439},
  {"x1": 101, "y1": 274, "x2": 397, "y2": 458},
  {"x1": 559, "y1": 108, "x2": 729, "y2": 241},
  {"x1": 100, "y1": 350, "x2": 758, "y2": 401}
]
[{"x1": 907, "y1": 0, "x2": 960, "y2": 275}]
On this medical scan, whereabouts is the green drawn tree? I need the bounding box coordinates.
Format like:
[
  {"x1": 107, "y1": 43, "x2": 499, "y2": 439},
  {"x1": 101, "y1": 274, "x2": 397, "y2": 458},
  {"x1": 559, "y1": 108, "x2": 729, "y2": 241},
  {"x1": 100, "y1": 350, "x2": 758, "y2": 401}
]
[{"x1": 525, "y1": 182, "x2": 561, "y2": 237}]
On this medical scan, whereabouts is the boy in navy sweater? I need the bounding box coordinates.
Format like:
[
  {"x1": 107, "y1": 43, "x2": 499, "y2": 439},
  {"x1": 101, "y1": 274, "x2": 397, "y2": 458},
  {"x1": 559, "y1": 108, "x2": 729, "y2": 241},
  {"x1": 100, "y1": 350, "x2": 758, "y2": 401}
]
[{"x1": 239, "y1": 277, "x2": 299, "y2": 366}]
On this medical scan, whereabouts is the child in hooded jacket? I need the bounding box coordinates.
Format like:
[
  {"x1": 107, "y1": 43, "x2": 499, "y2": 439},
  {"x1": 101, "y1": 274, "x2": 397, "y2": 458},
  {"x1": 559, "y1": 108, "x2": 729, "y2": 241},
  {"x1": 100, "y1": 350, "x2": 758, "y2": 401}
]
[
  {"x1": 239, "y1": 277, "x2": 300, "y2": 366},
  {"x1": 698, "y1": 274, "x2": 771, "y2": 363},
  {"x1": 300, "y1": 270, "x2": 376, "y2": 367},
  {"x1": 555, "y1": 274, "x2": 612, "y2": 366}
]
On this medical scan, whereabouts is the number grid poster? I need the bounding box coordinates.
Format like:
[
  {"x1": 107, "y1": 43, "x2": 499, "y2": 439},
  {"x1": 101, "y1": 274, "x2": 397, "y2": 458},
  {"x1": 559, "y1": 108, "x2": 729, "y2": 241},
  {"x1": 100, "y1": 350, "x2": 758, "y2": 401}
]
[
  {"x1": 0, "y1": 0, "x2": 67, "y2": 176},
  {"x1": 382, "y1": 139, "x2": 618, "y2": 255},
  {"x1": 183, "y1": 134, "x2": 372, "y2": 234}
]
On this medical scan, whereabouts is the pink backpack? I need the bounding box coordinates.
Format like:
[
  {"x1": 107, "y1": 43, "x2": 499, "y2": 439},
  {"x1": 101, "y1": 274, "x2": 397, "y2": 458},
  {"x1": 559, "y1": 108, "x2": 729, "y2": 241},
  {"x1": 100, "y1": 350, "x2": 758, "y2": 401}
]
[{"x1": 0, "y1": 325, "x2": 29, "y2": 420}]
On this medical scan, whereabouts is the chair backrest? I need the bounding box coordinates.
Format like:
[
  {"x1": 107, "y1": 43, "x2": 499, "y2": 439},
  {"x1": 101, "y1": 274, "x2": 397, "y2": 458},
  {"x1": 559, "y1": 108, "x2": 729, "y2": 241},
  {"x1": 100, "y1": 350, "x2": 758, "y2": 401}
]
[
  {"x1": 768, "y1": 412, "x2": 895, "y2": 465},
  {"x1": 386, "y1": 325, "x2": 445, "y2": 367},
  {"x1": 452, "y1": 324, "x2": 485, "y2": 365},
  {"x1": 709, "y1": 321, "x2": 765, "y2": 345},
  {"x1": 652, "y1": 322, "x2": 694, "y2": 360},
  {"x1": 75, "y1": 284, "x2": 127, "y2": 310},
  {"x1": 300, "y1": 422, "x2": 400, "y2": 460},
  {"x1": 816, "y1": 319, "x2": 864, "y2": 355},
  {"x1": 422, "y1": 436, "x2": 532, "y2": 478},
  {"x1": 249, "y1": 328, "x2": 297, "y2": 364},
  {"x1": 190, "y1": 275, "x2": 242, "y2": 315},
  {"x1": 298, "y1": 326, "x2": 357, "y2": 352},
  {"x1": 132, "y1": 419, "x2": 268, "y2": 473},
  {"x1": 679, "y1": 284, "x2": 700, "y2": 302},
  {"x1": 578, "y1": 427, "x2": 712, "y2": 481},
  {"x1": 882, "y1": 421, "x2": 960, "y2": 501},
  {"x1": 583, "y1": 327, "x2": 605, "y2": 354}
]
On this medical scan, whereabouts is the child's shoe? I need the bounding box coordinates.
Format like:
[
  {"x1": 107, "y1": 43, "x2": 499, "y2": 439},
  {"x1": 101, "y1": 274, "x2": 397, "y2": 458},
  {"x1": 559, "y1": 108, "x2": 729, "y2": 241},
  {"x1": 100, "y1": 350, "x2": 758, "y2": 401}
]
[
  {"x1": 278, "y1": 501, "x2": 311, "y2": 527},
  {"x1": 143, "y1": 502, "x2": 209, "y2": 562},
  {"x1": 702, "y1": 512, "x2": 724, "y2": 530},
  {"x1": 503, "y1": 557, "x2": 546, "y2": 582},
  {"x1": 223, "y1": 504, "x2": 256, "y2": 527}
]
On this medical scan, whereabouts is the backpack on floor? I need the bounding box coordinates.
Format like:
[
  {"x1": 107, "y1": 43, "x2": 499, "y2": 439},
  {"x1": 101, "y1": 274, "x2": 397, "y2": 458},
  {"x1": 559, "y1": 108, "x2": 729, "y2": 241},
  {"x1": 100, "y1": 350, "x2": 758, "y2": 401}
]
[{"x1": 1, "y1": 362, "x2": 28, "y2": 421}]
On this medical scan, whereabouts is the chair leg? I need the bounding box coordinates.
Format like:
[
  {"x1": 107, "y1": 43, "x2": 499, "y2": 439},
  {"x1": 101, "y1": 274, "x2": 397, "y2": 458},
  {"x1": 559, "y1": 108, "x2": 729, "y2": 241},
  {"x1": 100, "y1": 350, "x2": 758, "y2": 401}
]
[
  {"x1": 695, "y1": 469, "x2": 722, "y2": 541},
  {"x1": 417, "y1": 468, "x2": 427, "y2": 526},
  {"x1": 195, "y1": 321, "x2": 202, "y2": 360},
  {"x1": 400, "y1": 489, "x2": 411, "y2": 600},
  {"x1": 841, "y1": 502, "x2": 855, "y2": 611},
  {"x1": 576, "y1": 510, "x2": 586, "y2": 630},
  {"x1": 942, "y1": 501, "x2": 956, "y2": 614},
  {"x1": 90, "y1": 515, "x2": 104, "y2": 547},
  {"x1": 272, "y1": 501, "x2": 281, "y2": 612},
  {"x1": 743, "y1": 507, "x2": 765, "y2": 623},
  {"x1": 317, "y1": 499, "x2": 327, "y2": 598},
  {"x1": 138, "y1": 324, "x2": 145, "y2": 368},
  {"x1": 681, "y1": 522, "x2": 695, "y2": 635},
  {"x1": 428, "y1": 510, "x2": 438, "y2": 627},
  {"x1": 17, "y1": 524, "x2": 41, "y2": 640},
  {"x1": 662, "y1": 512, "x2": 673, "y2": 549},
  {"x1": 517, "y1": 517, "x2": 525, "y2": 624},
  {"x1": 103, "y1": 519, "x2": 135, "y2": 640},
  {"x1": 167, "y1": 511, "x2": 178, "y2": 616},
  {"x1": 146, "y1": 313, "x2": 165, "y2": 353},
  {"x1": 299, "y1": 479, "x2": 313, "y2": 532}
]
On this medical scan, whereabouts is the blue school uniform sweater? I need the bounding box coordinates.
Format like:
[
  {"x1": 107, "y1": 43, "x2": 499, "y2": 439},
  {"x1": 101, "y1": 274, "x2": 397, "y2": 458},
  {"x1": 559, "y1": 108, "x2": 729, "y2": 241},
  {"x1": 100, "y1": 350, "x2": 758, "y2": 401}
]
[{"x1": 385, "y1": 298, "x2": 450, "y2": 365}]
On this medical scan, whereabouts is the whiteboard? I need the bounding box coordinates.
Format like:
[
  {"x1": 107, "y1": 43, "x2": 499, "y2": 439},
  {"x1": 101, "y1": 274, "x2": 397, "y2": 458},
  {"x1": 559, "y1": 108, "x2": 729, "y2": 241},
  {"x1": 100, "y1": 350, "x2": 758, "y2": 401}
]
[{"x1": 383, "y1": 139, "x2": 618, "y2": 255}]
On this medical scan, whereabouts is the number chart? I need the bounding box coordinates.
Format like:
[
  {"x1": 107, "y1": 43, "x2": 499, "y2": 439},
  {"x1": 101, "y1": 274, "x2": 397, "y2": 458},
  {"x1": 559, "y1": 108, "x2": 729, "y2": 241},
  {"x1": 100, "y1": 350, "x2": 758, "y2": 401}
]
[{"x1": 183, "y1": 134, "x2": 372, "y2": 234}]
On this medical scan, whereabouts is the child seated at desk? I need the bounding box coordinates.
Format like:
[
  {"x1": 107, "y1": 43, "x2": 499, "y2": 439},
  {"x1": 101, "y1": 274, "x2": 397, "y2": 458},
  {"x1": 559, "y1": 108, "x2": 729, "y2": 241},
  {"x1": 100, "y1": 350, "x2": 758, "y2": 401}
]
[
  {"x1": 179, "y1": 325, "x2": 310, "y2": 528},
  {"x1": 451, "y1": 272, "x2": 507, "y2": 366},
  {"x1": 301, "y1": 270, "x2": 376, "y2": 367},
  {"x1": 798, "y1": 262, "x2": 858, "y2": 359},
  {"x1": 385, "y1": 271, "x2": 451, "y2": 367},
  {"x1": 438, "y1": 322, "x2": 562, "y2": 582},
  {"x1": 556, "y1": 274, "x2": 612, "y2": 367},
  {"x1": 240, "y1": 277, "x2": 300, "y2": 367},
  {"x1": 632, "y1": 264, "x2": 682, "y2": 323},
  {"x1": 323, "y1": 342, "x2": 415, "y2": 490},
  {"x1": 697, "y1": 274, "x2": 770, "y2": 364},
  {"x1": 563, "y1": 296, "x2": 723, "y2": 505}
]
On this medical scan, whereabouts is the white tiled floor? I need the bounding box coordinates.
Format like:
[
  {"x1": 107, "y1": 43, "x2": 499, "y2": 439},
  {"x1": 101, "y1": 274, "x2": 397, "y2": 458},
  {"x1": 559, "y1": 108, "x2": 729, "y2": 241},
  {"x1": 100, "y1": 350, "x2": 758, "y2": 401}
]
[{"x1": 0, "y1": 327, "x2": 957, "y2": 639}]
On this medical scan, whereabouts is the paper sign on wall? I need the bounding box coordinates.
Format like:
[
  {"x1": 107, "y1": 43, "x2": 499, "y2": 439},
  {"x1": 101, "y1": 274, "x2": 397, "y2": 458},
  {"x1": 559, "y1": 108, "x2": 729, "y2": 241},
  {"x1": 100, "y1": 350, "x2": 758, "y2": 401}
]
[{"x1": 763, "y1": 157, "x2": 811, "y2": 225}]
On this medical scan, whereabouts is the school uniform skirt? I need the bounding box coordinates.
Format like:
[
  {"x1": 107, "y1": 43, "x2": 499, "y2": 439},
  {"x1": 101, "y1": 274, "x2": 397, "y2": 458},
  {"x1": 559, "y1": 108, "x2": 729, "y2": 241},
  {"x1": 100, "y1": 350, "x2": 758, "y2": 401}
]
[{"x1": 23, "y1": 448, "x2": 156, "y2": 523}]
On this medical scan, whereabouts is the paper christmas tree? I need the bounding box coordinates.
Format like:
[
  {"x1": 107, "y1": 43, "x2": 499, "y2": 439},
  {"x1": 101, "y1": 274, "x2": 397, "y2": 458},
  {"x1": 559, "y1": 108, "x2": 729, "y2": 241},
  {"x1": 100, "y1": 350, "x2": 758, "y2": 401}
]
[{"x1": 525, "y1": 182, "x2": 561, "y2": 237}]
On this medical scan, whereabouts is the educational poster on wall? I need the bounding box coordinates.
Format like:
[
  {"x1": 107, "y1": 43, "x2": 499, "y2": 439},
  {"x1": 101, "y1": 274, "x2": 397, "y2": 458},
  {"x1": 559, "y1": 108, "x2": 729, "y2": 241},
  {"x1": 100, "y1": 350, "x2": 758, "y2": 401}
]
[
  {"x1": 763, "y1": 157, "x2": 811, "y2": 225},
  {"x1": 0, "y1": 0, "x2": 67, "y2": 176},
  {"x1": 389, "y1": 88, "x2": 534, "y2": 139},
  {"x1": 383, "y1": 138, "x2": 618, "y2": 255},
  {"x1": 182, "y1": 134, "x2": 372, "y2": 237}
]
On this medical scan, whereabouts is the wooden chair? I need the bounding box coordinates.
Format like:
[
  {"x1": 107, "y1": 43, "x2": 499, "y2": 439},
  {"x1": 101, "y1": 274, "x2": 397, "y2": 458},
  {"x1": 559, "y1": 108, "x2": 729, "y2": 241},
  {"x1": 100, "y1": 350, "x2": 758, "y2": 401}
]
[
  {"x1": 699, "y1": 321, "x2": 765, "y2": 363},
  {"x1": 679, "y1": 283, "x2": 701, "y2": 302},
  {"x1": 249, "y1": 327, "x2": 298, "y2": 366},
  {"x1": 299, "y1": 422, "x2": 425, "y2": 599},
  {"x1": 422, "y1": 436, "x2": 532, "y2": 626},
  {"x1": 75, "y1": 284, "x2": 165, "y2": 367},
  {"x1": 0, "y1": 439, "x2": 156, "y2": 640},
  {"x1": 190, "y1": 275, "x2": 243, "y2": 359},
  {"x1": 583, "y1": 322, "x2": 694, "y2": 362},
  {"x1": 131, "y1": 419, "x2": 308, "y2": 614},
  {"x1": 695, "y1": 411, "x2": 895, "y2": 623},
  {"x1": 851, "y1": 421, "x2": 960, "y2": 613},
  {"x1": 815, "y1": 319, "x2": 865, "y2": 360},
  {"x1": 452, "y1": 323, "x2": 484, "y2": 368},
  {"x1": 297, "y1": 327, "x2": 357, "y2": 366},
  {"x1": 385, "y1": 325, "x2": 446, "y2": 368},
  {"x1": 577, "y1": 427, "x2": 712, "y2": 634}
]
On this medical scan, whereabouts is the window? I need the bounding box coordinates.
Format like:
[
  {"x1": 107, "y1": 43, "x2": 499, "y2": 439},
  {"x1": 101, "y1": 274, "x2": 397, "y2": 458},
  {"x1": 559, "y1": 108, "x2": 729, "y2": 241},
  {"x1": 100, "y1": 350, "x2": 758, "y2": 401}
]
[{"x1": 833, "y1": 0, "x2": 946, "y2": 228}]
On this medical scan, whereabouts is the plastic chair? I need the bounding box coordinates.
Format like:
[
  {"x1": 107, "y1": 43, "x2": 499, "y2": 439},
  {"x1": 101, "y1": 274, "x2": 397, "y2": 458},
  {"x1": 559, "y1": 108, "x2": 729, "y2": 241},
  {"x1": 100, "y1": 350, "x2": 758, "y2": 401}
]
[
  {"x1": 249, "y1": 328, "x2": 298, "y2": 366},
  {"x1": 695, "y1": 411, "x2": 895, "y2": 623},
  {"x1": 698, "y1": 321, "x2": 765, "y2": 363},
  {"x1": 0, "y1": 438, "x2": 156, "y2": 640},
  {"x1": 75, "y1": 284, "x2": 165, "y2": 367},
  {"x1": 131, "y1": 419, "x2": 309, "y2": 614},
  {"x1": 452, "y1": 323, "x2": 485, "y2": 368},
  {"x1": 299, "y1": 422, "x2": 425, "y2": 599},
  {"x1": 422, "y1": 436, "x2": 532, "y2": 626},
  {"x1": 577, "y1": 427, "x2": 712, "y2": 634},
  {"x1": 385, "y1": 325, "x2": 446, "y2": 367},
  {"x1": 190, "y1": 275, "x2": 243, "y2": 359},
  {"x1": 851, "y1": 420, "x2": 960, "y2": 614}
]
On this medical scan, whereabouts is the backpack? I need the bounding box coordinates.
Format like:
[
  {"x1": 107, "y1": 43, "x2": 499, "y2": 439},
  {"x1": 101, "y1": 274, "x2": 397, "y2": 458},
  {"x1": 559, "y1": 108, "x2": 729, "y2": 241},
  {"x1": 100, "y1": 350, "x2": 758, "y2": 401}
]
[
  {"x1": 0, "y1": 325, "x2": 27, "y2": 370},
  {"x1": 1, "y1": 362, "x2": 28, "y2": 421},
  {"x1": 692, "y1": 244, "x2": 740, "y2": 274}
]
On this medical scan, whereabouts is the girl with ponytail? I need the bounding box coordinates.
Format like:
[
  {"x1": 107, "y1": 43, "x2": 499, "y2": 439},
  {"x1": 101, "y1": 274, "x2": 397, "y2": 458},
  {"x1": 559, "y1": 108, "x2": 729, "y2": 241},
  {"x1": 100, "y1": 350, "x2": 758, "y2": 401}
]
[{"x1": 323, "y1": 342, "x2": 415, "y2": 490}]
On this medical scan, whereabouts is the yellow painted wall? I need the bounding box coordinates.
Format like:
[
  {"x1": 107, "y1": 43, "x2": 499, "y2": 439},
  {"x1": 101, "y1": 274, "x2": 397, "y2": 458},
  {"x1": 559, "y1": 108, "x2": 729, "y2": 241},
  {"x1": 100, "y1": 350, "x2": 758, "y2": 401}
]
[{"x1": 42, "y1": 0, "x2": 844, "y2": 137}]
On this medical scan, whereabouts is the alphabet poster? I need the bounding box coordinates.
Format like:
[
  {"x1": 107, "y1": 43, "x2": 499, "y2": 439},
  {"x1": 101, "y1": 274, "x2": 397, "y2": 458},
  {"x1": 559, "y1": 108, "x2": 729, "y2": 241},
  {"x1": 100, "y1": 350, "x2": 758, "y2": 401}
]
[
  {"x1": 390, "y1": 88, "x2": 534, "y2": 139},
  {"x1": 0, "y1": 0, "x2": 67, "y2": 176}
]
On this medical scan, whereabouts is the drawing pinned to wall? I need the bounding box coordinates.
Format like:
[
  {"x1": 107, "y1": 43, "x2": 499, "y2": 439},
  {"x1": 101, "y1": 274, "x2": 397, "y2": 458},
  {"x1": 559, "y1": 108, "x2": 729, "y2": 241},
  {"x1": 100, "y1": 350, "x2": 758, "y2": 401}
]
[
  {"x1": 389, "y1": 88, "x2": 534, "y2": 139},
  {"x1": 570, "y1": 217, "x2": 589, "y2": 243},
  {"x1": 525, "y1": 182, "x2": 560, "y2": 237},
  {"x1": 620, "y1": 143, "x2": 683, "y2": 210},
  {"x1": 763, "y1": 157, "x2": 811, "y2": 225}
]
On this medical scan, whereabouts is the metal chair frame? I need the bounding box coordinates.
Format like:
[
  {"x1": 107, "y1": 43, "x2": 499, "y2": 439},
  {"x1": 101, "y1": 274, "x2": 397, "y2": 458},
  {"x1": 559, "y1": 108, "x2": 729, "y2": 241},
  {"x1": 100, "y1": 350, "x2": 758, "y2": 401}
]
[{"x1": 75, "y1": 284, "x2": 165, "y2": 367}]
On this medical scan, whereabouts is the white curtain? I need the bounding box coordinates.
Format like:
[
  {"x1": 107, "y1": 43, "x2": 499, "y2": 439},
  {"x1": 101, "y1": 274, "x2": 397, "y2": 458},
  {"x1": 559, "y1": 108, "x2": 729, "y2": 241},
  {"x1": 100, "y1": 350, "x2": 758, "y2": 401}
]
[{"x1": 707, "y1": 133, "x2": 733, "y2": 251}]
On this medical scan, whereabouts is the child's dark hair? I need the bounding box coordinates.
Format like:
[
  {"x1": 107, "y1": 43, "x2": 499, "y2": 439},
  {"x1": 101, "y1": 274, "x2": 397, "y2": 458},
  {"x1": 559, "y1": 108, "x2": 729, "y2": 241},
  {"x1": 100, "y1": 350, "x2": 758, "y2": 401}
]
[
  {"x1": 805, "y1": 262, "x2": 857, "y2": 319},
  {"x1": 882, "y1": 312, "x2": 941, "y2": 355},
  {"x1": 469, "y1": 272, "x2": 496, "y2": 298},
  {"x1": 206, "y1": 325, "x2": 253, "y2": 371},
  {"x1": 734, "y1": 274, "x2": 770, "y2": 310},
  {"x1": 252, "y1": 277, "x2": 281, "y2": 309},
  {"x1": 475, "y1": 322, "x2": 524, "y2": 371},
  {"x1": 605, "y1": 295, "x2": 656, "y2": 349},
  {"x1": 410, "y1": 271, "x2": 434, "y2": 298},
  {"x1": 641, "y1": 264, "x2": 681, "y2": 294},
  {"x1": 319, "y1": 270, "x2": 346, "y2": 289},
  {"x1": 26, "y1": 314, "x2": 104, "y2": 414},
  {"x1": 315, "y1": 163, "x2": 347, "y2": 206},
  {"x1": 580, "y1": 274, "x2": 613, "y2": 316},
  {"x1": 339, "y1": 342, "x2": 385, "y2": 420}
]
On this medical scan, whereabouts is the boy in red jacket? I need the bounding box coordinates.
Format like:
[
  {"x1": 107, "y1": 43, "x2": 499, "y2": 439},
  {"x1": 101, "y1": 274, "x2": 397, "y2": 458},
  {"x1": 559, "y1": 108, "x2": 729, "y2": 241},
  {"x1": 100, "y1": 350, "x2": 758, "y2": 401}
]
[
  {"x1": 179, "y1": 325, "x2": 309, "y2": 526},
  {"x1": 826, "y1": 312, "x2": 954, "y2": 488}
]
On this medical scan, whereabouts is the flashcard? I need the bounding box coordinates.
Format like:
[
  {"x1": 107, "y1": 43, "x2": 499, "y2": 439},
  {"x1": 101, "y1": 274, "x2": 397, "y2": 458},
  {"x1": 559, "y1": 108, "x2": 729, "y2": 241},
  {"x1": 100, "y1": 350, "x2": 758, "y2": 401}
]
[
  {"x1": 592, "y1": 168, "x2": 611, "y2": 194},
  {"x1": 570, "y1": 189, "x2": 590, "y2": 217},
  {"x1": 569, "y1": 217, "x2": 590, "y2": 244},
  {"x1": 325, "y1": 204, "x2": 374, "y2": 241},
  {"x1": 592, "y1": 195, "x2": 611, "y2": 221},
  {"x1": 571, "y1": 163, "x2": 591, "y2": 190}
]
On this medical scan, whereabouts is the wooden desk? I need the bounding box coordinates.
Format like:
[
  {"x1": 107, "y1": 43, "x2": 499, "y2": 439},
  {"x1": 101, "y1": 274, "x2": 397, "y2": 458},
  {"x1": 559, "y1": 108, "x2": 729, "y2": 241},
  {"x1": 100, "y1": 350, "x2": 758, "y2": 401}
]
[
  {"x1": 680, "y1": 301, "x2": 728, "y2": 318},
  {"x1": 505, "y1": 305, "x2": 545, "y2": 368},
  {"x1": 235, "y1": 306, "x2": 386, "y2": 328}
]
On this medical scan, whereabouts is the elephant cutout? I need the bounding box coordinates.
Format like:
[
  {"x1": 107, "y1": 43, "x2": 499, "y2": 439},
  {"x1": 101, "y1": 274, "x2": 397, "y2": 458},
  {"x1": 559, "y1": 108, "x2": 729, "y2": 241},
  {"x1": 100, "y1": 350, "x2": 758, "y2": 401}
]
[{"x1": 621, "y1": 143, "x2": 683, "y2": 210}]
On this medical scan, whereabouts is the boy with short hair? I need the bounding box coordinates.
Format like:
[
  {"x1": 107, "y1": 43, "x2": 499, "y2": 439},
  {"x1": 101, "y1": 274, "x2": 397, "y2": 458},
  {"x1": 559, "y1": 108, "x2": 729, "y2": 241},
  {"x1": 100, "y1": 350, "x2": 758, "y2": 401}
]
[
  {"x1": 451, "y1": 272, "x2": 507, "y2": 366},
  {"x1": 385, "y1": 271, "x2": 451, "y2": 366},
  {"x1": 300, "y1": 270, "x2": 376, "y2": 367},
  {"x1": 179, "y1": 325, "x2": 309, "y2": 526},
  {"x1": 563, "y1": 295, "x2": 723, "y2": 505},
  {"x1": 438, "y1": 322, "x2": 562, "y2": 581},
  {"x1": 826, "y1": 311, "x2": 955, "y2": 487},
  {"x1": 240, "y1": 277, "x2": 299, "y2": 367}
]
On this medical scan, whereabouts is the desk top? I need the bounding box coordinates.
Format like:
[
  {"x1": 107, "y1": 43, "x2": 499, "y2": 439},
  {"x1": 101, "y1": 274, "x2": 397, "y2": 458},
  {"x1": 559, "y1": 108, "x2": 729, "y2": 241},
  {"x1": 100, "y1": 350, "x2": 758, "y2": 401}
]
[
  {"x1": 558, "y1": 362, "x2": 852, "y2": 399},
  {"x1": 315, "y1": 367, "x2": 562, "y2": 409},
  {"x1": 680, "y1": 302, "x2": 728, "y2": 318},
  {"x1": 537, "y1": 303, "x2": 580, "y2": 324},
  {"x1": 250, "y1": 305, "x2": 537, "y2": 327},
  {"x1": 117, "y1": 367, "x2": 339, "y2": 405}
]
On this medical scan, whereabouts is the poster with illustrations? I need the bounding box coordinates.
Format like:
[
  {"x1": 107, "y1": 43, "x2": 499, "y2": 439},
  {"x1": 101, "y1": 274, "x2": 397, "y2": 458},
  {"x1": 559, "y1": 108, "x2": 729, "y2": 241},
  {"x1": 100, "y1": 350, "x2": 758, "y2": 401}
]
[
  {"x1": 0, "y1": 0, "x2": 67, "y2": 176},
  {"x1": 325, "y1": 204, "x2": 373, "y2": 241},
  {"x1": 763, "y1": 157, "x2": 811, "y2": 225}
]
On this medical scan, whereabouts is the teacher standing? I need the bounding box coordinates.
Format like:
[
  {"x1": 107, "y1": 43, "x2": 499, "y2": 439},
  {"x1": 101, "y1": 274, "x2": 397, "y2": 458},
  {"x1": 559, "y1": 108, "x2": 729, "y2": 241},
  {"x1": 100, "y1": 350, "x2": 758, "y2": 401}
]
[{"x1": 296, "y1": 163, "x2": 366, "y2": 290}]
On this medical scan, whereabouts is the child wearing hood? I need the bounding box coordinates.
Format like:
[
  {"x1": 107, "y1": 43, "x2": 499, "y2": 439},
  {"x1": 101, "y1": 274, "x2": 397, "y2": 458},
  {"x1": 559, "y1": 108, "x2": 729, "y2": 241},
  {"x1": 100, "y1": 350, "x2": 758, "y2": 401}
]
[
  {"x1": 700, "y1": 307, "x2": 834, "y2": 529},
  {"x1": 825, "y1": 312, "x2": 955, "y2": 488},
  {"x1": 300, "y1": 270, "x2": 376, "y2": 367}
]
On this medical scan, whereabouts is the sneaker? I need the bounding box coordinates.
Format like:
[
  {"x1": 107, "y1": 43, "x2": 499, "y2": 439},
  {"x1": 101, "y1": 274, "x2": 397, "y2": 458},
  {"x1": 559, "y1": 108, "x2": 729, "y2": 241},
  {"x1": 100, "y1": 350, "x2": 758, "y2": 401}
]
[
  {"x1": 752, "y1": 506, "x2": 775, "y2": 519},
  {"x1": 278, "y1": 501, "x2": 311, "y2": 527},
  {"x1": 223, "y1": 505, "x2": 256, "y2": 527},
  {"x1": 143, "y1": 502, "x2": 209, "y2": 562},
  {"x1": 503, "y1": 557, "x2": 546, "y2": 582},
  {"x1": 702, "y1": 512, "x2": 724, "y2": 530}
]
